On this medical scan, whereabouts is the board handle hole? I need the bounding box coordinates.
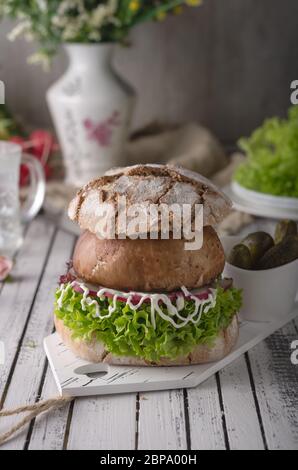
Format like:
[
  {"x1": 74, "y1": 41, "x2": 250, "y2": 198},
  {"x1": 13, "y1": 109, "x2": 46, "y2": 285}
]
[
  {"x1": 74, "y1": 363, "x2": 109, "y2": 378},
  {"x1": 86, "y1": 371, "x2": 108, "y2": 379}
]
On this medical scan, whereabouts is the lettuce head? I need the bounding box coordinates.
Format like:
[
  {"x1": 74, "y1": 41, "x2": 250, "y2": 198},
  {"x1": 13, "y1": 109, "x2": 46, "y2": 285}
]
[{"x1": 54, "y1": 283, "x2": 242, "y2": 363}]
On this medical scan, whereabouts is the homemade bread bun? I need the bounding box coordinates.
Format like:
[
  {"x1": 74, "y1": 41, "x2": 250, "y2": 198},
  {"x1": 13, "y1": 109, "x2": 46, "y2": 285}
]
[
  {"x1": 73, "y1": 225, "x2": 225, "y2": 291},
  {"x1": 54, "y1": 315, "x2": 239, "y2": 366},
  {"x1": 68, "y1": 164, "x2": 232, "y2": 238}
]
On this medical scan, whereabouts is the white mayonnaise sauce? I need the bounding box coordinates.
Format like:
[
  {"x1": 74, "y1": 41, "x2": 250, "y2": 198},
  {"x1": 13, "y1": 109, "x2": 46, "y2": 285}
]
[{"x1": 57, "y1": 282, "x2": 217, "y2": 330}]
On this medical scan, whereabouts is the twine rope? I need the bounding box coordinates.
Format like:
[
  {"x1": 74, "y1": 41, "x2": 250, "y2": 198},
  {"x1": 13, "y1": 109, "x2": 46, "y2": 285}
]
[{"x1": 0, "y1": 396, "x2": 73, "y2": 446}]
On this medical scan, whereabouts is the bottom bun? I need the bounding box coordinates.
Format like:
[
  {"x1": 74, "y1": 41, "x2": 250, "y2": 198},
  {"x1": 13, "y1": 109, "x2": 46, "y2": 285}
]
[{"x1": 54, "y1": 315, "x2": 239, "y2": 366}]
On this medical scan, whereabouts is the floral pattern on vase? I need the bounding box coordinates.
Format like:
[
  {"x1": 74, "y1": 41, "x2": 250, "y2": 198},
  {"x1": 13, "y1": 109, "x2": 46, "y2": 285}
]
[{"x1": 83, "y1": 111, "x2": 121, "y2": 148}]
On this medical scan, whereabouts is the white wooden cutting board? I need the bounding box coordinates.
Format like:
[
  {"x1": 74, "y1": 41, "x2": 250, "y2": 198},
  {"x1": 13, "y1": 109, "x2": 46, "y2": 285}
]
[{"x1": 44, "y1": 304, "x2": 298, "y2": 397}]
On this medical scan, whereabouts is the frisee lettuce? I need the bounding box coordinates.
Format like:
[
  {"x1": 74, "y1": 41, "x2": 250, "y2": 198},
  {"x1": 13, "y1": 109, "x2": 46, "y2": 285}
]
[
  {"x1": 234, "y1": 106, "x2": 298, "y2": 197},
  {"x1": 54, "y1": 285, "x2": 242, "y2": 362}
]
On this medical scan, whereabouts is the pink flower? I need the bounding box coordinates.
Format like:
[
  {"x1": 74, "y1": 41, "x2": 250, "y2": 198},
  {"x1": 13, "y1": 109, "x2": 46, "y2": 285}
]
[
  {"x1": 83, "y1": 119, "x2": 93, "y2": 130},
  {"x1": 107, "y1": 111, "x2": 120, "y2": 126},
  {"x1": 93, "y1": 124, "x2": 112, "y2": 147},
  {"x1": 83, "y1": 111, "x2": 121, "y2": 148},
  {"x1": 0, "y1": 256, "x2": 13, "y2": 281}
]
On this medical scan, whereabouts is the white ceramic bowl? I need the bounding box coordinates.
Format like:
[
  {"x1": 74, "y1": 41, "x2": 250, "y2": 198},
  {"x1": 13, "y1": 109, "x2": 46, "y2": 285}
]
[
  {"x1": 232, "y1": 181, "x2": 298, "y2": 210},
  {"x1": 221, "y1": 235, "x2": 298, "y2": 322}
]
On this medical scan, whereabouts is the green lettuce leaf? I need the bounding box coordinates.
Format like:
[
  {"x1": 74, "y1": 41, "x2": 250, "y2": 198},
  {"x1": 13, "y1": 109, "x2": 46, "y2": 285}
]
[
  {"x1": 234, "y1": 106, "x2": 298, "y2": 197},
  {"x1": 54, "y1": 285, "x2": 242, "y2": 362}
]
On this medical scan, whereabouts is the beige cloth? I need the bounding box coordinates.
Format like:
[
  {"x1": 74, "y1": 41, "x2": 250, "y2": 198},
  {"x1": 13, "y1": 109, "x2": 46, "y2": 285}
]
[
  {"x1": 126, "y1": 123, "x2": 228, "y2": 177},
  {"x1": 45, "y1": 123, "x2": 253, "y2": 235}
]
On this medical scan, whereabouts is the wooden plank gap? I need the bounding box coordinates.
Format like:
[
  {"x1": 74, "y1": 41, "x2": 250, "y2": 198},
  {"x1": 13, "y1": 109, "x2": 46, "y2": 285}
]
[
  {"x1": 134, "y1": 392, "x2": 140, "y2": 450},
  {"x1": 23, "y1": 358, "x2": 49, "y2": 450},
  {"x1": 183, "y1": 389, "x2": 191, "y2": 450},
  {"x1": 244, "y1": 352, "x2": 268, "y2": 450},
  {"x1": 215, "y1": 372, "x2": 230, "y2": 450},
  {"x1": 62, "y1": 399, "x2": 75, "y2": 450}
]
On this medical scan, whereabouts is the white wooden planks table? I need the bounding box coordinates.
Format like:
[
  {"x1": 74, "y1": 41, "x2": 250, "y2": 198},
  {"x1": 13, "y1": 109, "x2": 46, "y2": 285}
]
[{"x1": 0, "y1": 215, "x2": 297, "y2": 450}]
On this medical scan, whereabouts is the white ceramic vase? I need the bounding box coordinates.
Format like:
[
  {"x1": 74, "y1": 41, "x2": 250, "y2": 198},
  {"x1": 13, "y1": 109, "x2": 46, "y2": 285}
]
[{"x1": 47, "y1": 43, "x2": 135, "y2": 187}]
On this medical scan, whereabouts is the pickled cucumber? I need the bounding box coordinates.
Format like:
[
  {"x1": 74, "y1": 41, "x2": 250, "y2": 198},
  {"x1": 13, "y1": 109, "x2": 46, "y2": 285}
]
[
  {"x1": 228, "y1": 244, "x2": 252, "y2": 269},
  {"x1": 241, "y1": 232, "x2": 274, "y2": 265},
  {"x1": 257, "y1": 235, "x2": 298, "y2": 269},
  {"x1": 274, "y1": 220, "x2": 297, "y2": 244}
]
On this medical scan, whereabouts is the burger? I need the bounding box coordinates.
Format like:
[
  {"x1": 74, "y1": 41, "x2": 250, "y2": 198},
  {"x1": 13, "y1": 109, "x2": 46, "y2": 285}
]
[{"x1": 54, "y1": 164, "x2": 242, "y2": 366}]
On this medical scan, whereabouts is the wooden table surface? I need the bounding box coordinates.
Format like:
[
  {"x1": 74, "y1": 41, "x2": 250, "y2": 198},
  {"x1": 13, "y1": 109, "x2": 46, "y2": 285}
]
[{"x1": 0, "y1": 215, "x2": 297, "y2": 450}]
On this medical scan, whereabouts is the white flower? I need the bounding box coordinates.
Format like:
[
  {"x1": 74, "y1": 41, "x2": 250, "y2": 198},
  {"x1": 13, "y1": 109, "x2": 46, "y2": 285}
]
[
  {"x1": 27, "y1": 51, "x2": 51, "y2": 70},
  {"x1": 24, "y1": 31, "x2": 35, "y2": 42},
  {"x1": 89, "y1": 0, "x2": 118, "y2": 28},
  {"x1": 58, "y1": 0, "x2": 84, "y2": 16},
  {"x1": 51, "y1": 15, "x2": 69, "y2": 29},
  {"x1": 61, "y1": 19, "x2": 82, "y2": 41},
  {"x1": 108, "y1": 16, "x2": 121, "y2": 27},
  {"x1": 110, "y1": 0, "x2": 119, "y2": 12},
  {"x1": 2, "y1": 0, "x2": 132, "y2": 65},
  {"x1": 36, "y1": 0, "x2": 48, "y2": 12},
  {"x1": 8, "y1": 20, "x2": 31, "y2": 41},
  {"x1": 88, "y1": 30, "x2": 101, "y2": 41},
  {"x1": 89, "y1": 6, "x2": 107, "y2": 28}
]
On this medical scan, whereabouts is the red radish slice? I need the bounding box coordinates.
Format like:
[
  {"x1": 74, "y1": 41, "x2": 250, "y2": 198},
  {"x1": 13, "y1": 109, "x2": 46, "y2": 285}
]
[
  {"x1": 71, "y1": 283, "x2": 220, "y2": 305},
  {"x1": 65, "y1": 273, "x2": 232, "y2": 306}
]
